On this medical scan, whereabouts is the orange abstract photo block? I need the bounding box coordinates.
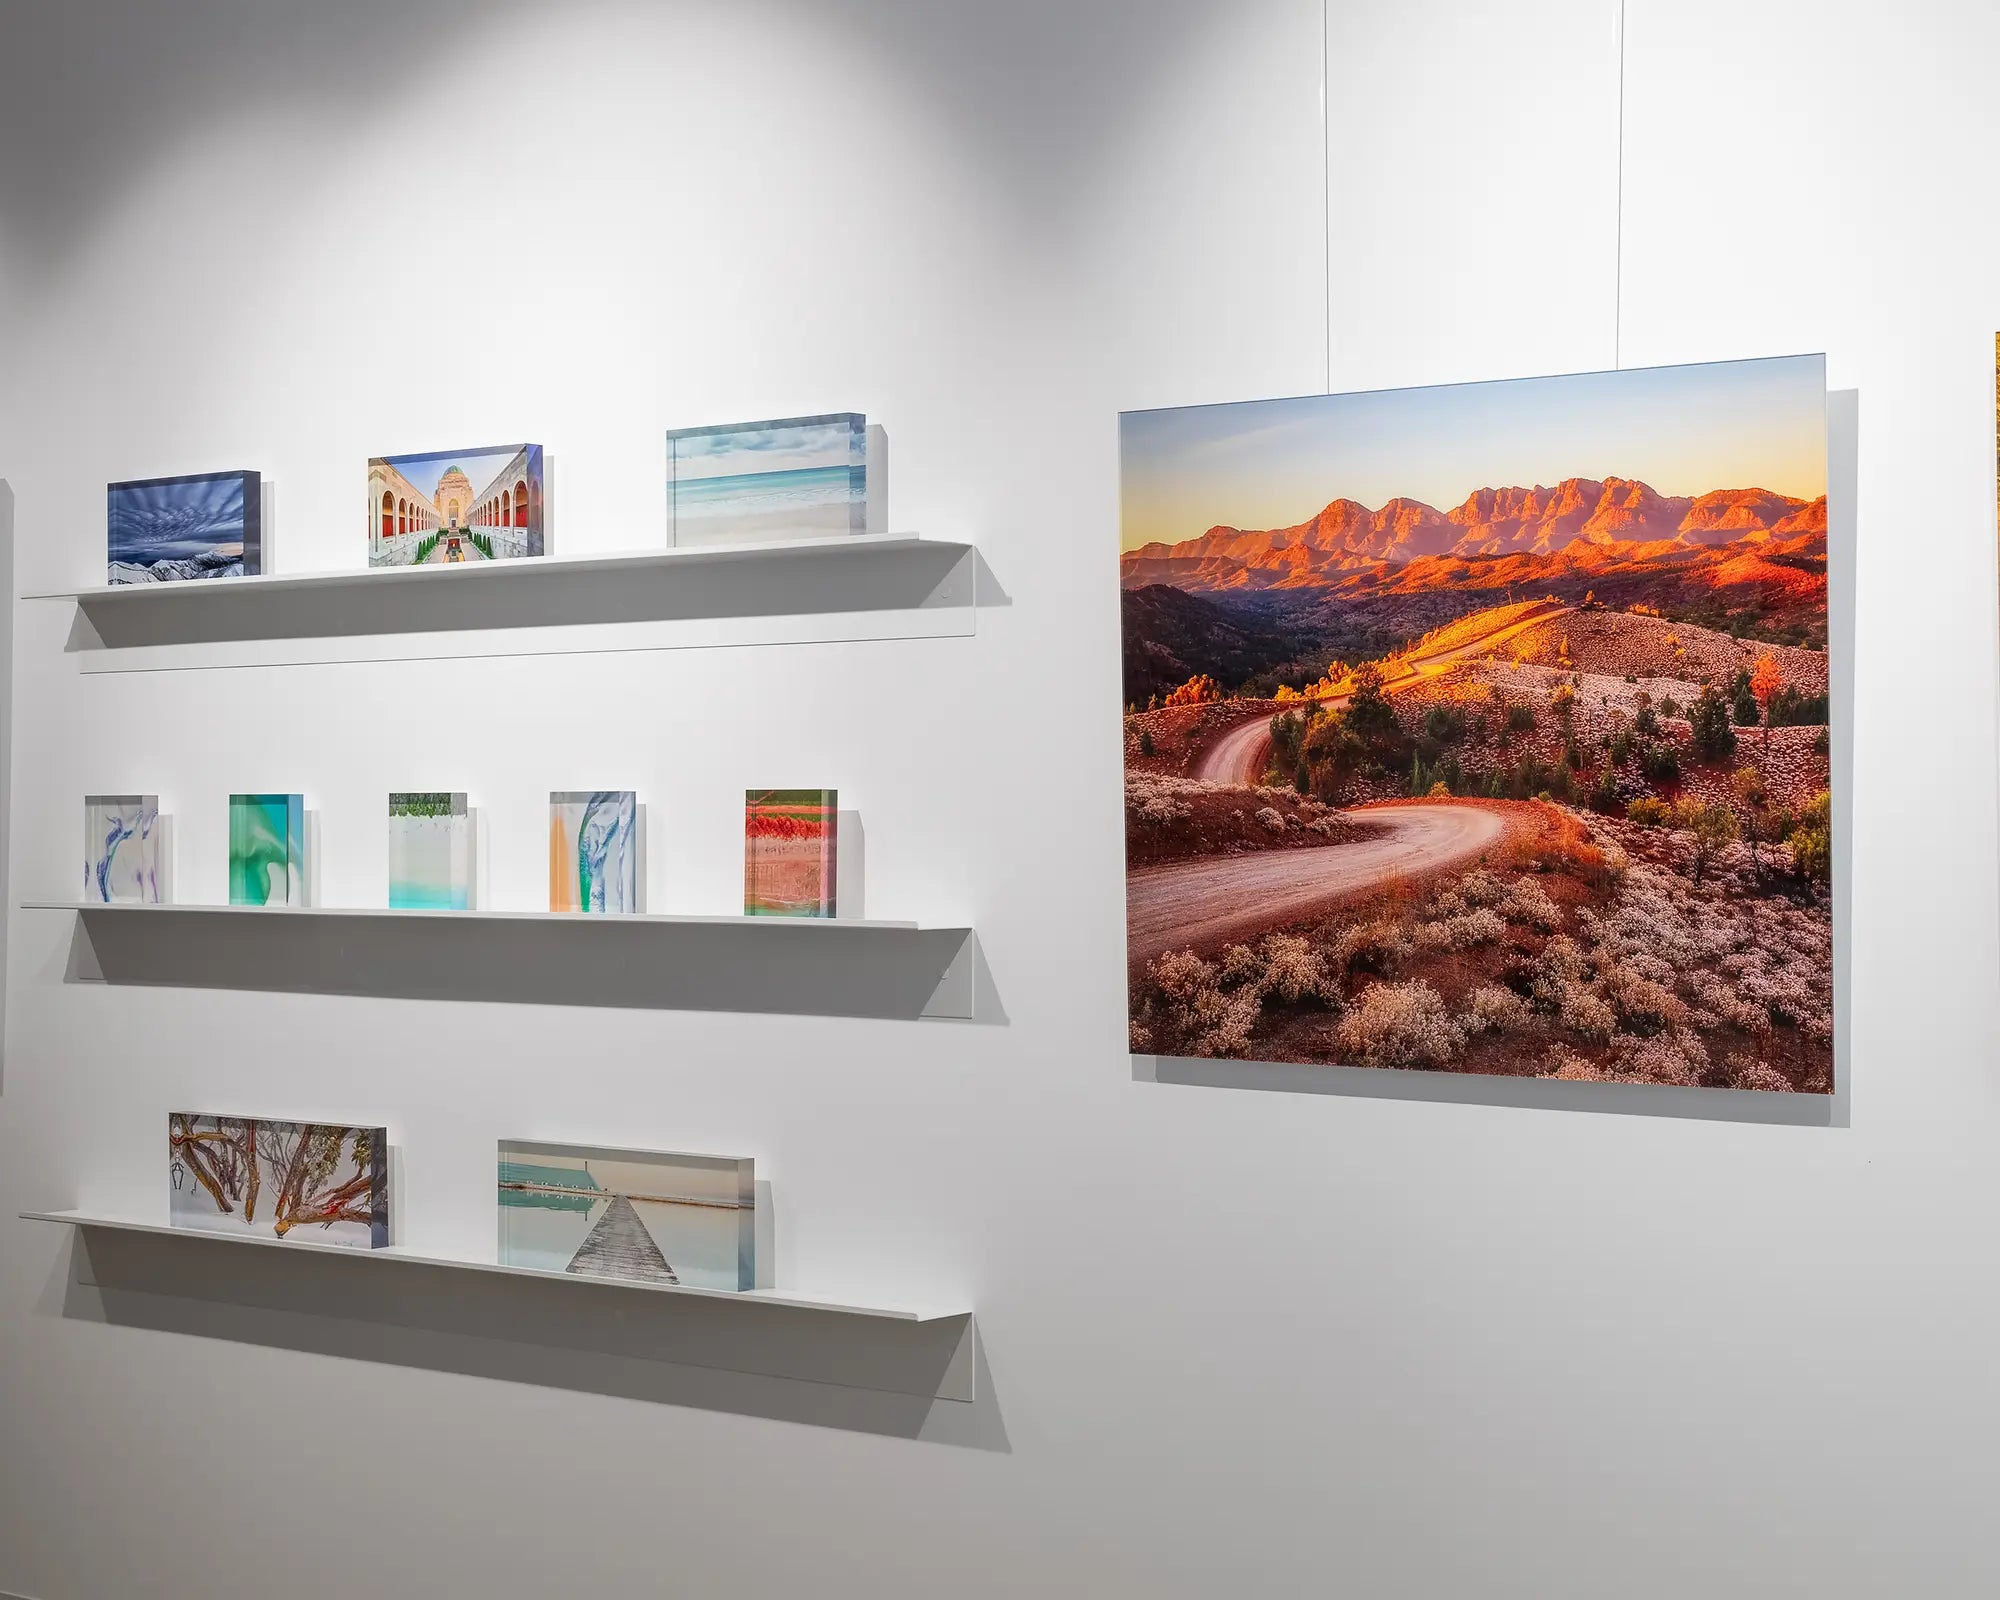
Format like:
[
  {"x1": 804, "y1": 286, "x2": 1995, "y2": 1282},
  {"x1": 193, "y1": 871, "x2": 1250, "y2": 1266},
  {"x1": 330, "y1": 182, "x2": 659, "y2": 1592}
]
[{"x1": 744, "y1": 789, "x2": 838, "y2": 918}]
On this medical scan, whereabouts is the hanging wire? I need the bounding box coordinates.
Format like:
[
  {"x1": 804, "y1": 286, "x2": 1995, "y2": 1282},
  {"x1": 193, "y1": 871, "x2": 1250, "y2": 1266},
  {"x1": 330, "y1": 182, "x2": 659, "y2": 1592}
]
[
  {"x1": 1614, "y1": 0, "x2": 1626, "y2": 368},
  {"x1": 1322, "y1": 0, "x2": 1332, "y2": 392}
]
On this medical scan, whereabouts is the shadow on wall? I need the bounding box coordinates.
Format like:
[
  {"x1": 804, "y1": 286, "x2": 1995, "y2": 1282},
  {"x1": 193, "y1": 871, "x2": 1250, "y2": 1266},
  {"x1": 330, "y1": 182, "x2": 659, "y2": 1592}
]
[
  {"x1": 0, "y1": 0, "x2": 1248, "y2": 280},
  {"x1": 1135, "y1": 389, "x2": 1861, "y2": 1133},
  {"x1": 62, "y1": 907, "x2": 984, "y2": 1021},
  {"x1": 37, "y1": 1223, "x2": 1008, "y2": 1452},
  {"x1": 0, "y1": 481, "x2": 11, "y2": 1095}
]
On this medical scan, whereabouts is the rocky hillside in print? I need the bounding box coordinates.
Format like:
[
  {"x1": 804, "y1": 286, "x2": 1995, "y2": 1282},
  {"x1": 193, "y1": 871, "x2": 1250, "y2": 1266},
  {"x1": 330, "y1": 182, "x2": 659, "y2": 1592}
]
[
  {"x1": 1121, "y1": 585, "x2": 1311, "y2": 707},
  {"x1": 1123, "y1": 596, "x2": 1834, "y2": 1093}
]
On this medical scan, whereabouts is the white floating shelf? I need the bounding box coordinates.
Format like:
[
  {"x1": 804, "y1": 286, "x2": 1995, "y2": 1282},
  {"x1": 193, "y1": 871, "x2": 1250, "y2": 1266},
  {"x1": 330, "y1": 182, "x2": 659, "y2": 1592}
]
[
  {"x1": 22, "y1": 532, "x2": 964, "y2": 603},
  {"x1": 24, "y1": 900, "x2": 932, "y2": 932},
  {"x1": 23, "y1": 1209, "x2": 968, "y2": 1325},
  {"x1": 25, "y1": 533, "x2": 978, "y2": 671}
]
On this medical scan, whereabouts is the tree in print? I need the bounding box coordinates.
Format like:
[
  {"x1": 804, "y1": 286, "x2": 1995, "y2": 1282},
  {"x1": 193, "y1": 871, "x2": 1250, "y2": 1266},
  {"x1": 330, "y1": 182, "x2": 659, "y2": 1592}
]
[
  {"x1": 255, "y1": 1122, "x2": 378, "y2": 1236},
  {"x1": 168, "y1": 1115, "x2": 378, "y2": 1237},
  {"x1": 169, "y1": 1114, "x2": 259, "y2": 1218}
]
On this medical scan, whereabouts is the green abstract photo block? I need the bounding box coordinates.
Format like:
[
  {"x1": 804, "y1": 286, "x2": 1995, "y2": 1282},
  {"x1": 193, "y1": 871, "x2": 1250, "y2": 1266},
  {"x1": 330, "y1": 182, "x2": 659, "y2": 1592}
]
[{"x1": 229, "y1": 793, "x2": 305, "y2": 907}]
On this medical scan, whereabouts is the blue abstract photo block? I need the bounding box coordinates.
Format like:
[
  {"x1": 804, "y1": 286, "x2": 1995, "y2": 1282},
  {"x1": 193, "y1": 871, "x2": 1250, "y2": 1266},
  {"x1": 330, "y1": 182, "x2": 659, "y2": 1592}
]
[
  {"x1": 84, "y1": 794, "x2": 161, "y2": 903},
  {"x1": 666, "y1": 413, "x2": 865, "y2": 546},
  {"x1": 107, "y1": 470, "x2": 261, "y2": 584}
]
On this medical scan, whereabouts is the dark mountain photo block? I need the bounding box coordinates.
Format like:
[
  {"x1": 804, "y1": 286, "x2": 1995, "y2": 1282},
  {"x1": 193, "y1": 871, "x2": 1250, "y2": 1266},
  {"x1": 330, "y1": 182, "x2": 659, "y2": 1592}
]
[{"x1": 107, "y1": 469, "x2": 261, "y2": 584}]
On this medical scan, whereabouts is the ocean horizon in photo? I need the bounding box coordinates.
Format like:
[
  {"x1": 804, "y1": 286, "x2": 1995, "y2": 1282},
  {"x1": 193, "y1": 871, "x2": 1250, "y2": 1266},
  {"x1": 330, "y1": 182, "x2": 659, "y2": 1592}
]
[{"x1": 671, "y1": 463, "x2": 864, "y2": 542}]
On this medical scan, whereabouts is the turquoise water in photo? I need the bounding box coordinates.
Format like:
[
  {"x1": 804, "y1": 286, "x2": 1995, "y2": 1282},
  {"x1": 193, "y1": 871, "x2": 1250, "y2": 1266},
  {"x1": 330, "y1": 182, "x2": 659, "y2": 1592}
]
[
  {"x1": 388, "y1": 807, "x2": 469, "y2": 910},
  {"x1": 674, "y1": 464, "x2": 862, "y2": 513},
  {"x1": 671, "y1": 464, "x2": 863, "y2": 542}
]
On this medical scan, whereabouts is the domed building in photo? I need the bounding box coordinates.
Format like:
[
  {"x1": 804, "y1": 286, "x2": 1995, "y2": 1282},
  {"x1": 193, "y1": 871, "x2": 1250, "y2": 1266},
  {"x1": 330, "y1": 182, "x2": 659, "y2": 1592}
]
[
  {"x1": 366, "y1": 443, "x2": 545, "y2": 567},
  {"x1": 433, "y1": 465, "x2": 475, "y2": 530}
]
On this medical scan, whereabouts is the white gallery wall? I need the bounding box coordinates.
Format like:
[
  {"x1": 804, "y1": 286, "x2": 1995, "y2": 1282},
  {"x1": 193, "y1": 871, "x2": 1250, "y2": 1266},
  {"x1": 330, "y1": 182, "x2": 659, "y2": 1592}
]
[{"x1": 1, "y1": 0, "x2": 1997, "y2": 1594}]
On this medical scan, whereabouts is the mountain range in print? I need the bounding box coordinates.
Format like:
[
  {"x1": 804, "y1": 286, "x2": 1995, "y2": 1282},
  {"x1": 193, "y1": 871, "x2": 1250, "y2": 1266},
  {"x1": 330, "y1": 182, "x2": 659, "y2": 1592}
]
[{"x1": 1122, "y1": 474, "x2": 1826, "y2": 587}]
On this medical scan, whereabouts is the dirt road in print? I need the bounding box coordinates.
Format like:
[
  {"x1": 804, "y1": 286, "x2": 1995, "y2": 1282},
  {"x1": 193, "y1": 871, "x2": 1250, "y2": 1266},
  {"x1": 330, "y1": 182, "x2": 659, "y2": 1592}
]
[
  {"x1": 1193, "y1": 601, "x2": 1573, "y2": 786},
  {"x1": 1126, "y1": 802, "x2": 1511, "y2": 967}
]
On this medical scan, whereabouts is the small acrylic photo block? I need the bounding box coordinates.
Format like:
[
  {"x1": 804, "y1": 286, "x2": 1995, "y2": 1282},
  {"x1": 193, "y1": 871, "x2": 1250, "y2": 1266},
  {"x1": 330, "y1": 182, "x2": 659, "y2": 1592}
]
[
  {"x1": 229, "y1": 793, "x2": 306, "y2": 906},
  {"x1": 107, "y1": 469, "x2": 261, "y2": 585},
  {"x1": 498, "y1": 1139, "x2": 754, "y2": 1290},
  {"x1": 743, "y1": 789, "x2": 837, "y2": 917},
  {"x1": 388, "y1": 792, "x2": 470, "y2": 910},
  {"x1": 168, "y1": 1112, "x2": 389, "y2": 1249},
  {"x1": 549, "y1": 791, "x2": 638, "y2": 913},
  {"x1": 368, "y1": 444, "x2": 544, "y2": 568},
  {"x1": 84, "y1": 794, "x2": 161, "y2": 903},
  {"x1": 666, "y1": 413, "x2": 865, "y2": 546}
]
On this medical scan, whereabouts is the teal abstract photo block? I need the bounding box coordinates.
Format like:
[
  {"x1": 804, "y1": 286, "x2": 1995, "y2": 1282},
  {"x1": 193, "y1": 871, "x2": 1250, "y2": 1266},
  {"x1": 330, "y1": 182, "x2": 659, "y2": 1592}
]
[
  {"x1": 666, "y1": 413, "x2": 865, "y2": 546},
  {"x1": 388, "y1": 792, "x2": 470, "y2": 910},
  {"x1": 84, "y1": 794, "x2": 161, "y2": 903},
  {"x1": 229, "y1": 793, "x2": 305, "y2": 907},
  {"x1": 498, "y1": 1139, "x2": 754, "y2": 1291}
]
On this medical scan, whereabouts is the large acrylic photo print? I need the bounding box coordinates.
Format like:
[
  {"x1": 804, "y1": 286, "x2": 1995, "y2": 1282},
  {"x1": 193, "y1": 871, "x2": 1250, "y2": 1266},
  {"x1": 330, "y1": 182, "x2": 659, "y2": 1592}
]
[{"x1": 1120, "y1": 355, "x2": 1832, "y2": 1093}]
